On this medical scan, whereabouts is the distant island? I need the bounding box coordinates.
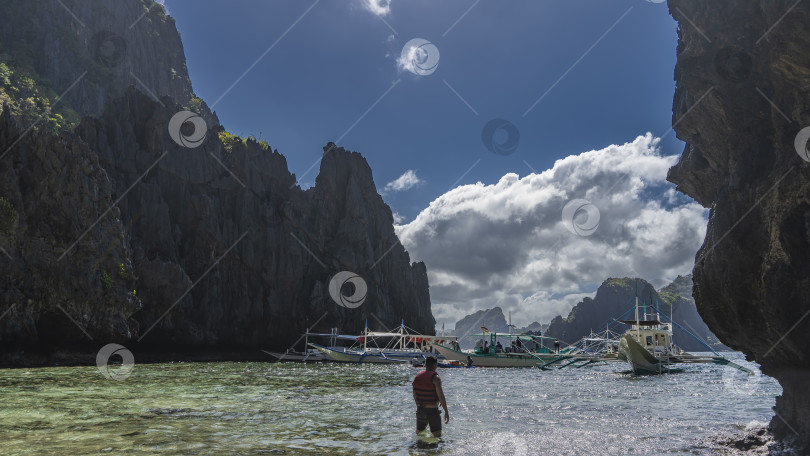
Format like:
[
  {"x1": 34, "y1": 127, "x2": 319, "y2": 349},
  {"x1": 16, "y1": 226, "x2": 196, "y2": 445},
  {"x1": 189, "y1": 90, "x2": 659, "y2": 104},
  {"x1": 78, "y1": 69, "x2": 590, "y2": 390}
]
[
  {"x1": 450, "y1": 275, "x2": 726, "y2": 352},
  {"x1": 447, "y1": 307, "x2": 547, "y2": 348}
]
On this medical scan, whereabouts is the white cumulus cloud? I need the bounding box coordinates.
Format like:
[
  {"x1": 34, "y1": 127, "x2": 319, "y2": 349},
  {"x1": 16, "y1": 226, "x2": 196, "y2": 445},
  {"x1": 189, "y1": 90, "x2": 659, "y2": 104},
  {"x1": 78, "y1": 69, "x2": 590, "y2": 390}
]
[
  {"x1": 397, "y1": 44, "x2": 423, "y2": 74},
  {"x1": 361, "y1": 0, "x2": 391, "y2": 16},
  {"x1": 384, "y1": 170, "x2": 423, "y2": 193},
  {"x1": 396, "y1": 134, "x2": 708, "y2": 329}
]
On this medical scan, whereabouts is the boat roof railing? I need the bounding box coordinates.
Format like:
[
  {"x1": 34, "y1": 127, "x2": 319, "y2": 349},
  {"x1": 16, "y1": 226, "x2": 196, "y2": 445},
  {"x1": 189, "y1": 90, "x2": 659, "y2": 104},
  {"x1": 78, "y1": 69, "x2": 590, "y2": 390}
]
[
  {"x1": 367, "y1": 331, "x2": 457, "y2": 341},
  {"x1": 468, "y1": 333, "x2": 557, "y2": 340},
  {"x1": 618, "y1": 320, "x2": 664, "y2": 326},
  {"x1": 305, "y1": 333, "x2": 359, "y2": 340}
]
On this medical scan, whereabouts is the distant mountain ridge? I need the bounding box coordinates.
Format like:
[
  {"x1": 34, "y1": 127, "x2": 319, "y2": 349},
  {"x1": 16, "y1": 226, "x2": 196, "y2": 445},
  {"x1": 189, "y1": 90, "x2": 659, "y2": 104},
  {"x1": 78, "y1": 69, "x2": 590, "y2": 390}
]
[
  {"x1": 450, "y1": 307, "x2": 548, "y2": 348},
  {"x1": 545, "y1": 276, "x2": 727, "y2": 352}
]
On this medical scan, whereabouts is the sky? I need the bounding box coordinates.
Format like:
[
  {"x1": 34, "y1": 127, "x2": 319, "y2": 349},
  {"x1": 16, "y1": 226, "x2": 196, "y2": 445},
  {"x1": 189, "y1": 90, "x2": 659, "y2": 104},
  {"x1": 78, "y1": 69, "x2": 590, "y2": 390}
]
[{"x1": 160, "y1": 0, "x2": 706, "y2": 329}]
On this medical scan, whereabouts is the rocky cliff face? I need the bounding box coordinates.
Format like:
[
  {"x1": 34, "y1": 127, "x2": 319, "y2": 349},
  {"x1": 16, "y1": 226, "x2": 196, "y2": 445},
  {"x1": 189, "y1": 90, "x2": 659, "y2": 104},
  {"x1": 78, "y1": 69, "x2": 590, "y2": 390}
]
[
  {"x1": 667, "y1": 0, "x2": 810, "y2": 446},
  {"x1": 0, "y1": 103, "x2": 140, "y2": 346},
  {"x1": 0, "y1": 0, "x2": 215, "y2": 124},
  {"x1": 546, "y1": 276, "x2": 724, "y2": 352},
  {"x1": 0, "y1": 88, "x2": 434, "y2": 353},
  {"x1": 0, "y1": 0, "x2": 434, "y2": 357}
]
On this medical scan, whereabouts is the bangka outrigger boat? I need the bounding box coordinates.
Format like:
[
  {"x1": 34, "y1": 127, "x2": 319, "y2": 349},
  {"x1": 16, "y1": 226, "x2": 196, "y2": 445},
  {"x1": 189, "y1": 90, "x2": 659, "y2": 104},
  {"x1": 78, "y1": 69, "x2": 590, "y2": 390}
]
[
  {"x1": 263, "y1": 327, "x2": 357, "y2": 362},
  {"x1": 309, "y1": 321, "x2": 456, "y2": 364},
  {"x1": 433, "y1": 330, "x2": 614, "y2": 368},
  {"x1": 615, "y1": 284, "x2": 753, "y2": 375}
]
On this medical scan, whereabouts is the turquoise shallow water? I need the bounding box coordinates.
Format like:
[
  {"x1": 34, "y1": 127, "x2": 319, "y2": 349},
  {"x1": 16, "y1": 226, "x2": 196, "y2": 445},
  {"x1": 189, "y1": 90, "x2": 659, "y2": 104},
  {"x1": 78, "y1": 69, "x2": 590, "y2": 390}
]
[{"x1": 0, "y1": 352, "x2": 780, "y2": 455}]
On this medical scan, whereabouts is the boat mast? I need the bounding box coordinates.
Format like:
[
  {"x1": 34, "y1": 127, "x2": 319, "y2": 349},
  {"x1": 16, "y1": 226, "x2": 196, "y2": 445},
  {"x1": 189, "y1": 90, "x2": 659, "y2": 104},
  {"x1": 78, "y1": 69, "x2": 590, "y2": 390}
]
[{"x1": 635, "y1": 281, "x2": 640, "y2": 339}]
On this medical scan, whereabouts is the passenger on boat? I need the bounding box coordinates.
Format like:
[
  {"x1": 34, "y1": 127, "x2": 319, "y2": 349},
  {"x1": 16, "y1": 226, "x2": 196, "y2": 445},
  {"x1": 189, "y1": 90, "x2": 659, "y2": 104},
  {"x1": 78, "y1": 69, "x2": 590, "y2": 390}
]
[
  {"x1": 483, "y1": 341, "x2": 489, "y2": 354},
  {"x1": 495, "y1": 341, "x2": 503, "y2": 353},
  {"x1": 515, "y1": 338, "x2": 522, "y2": 352},
  {"x1": 412, "y1": 356, "x2": 450, "y2": 437},
  {"x1": 554, "y1": 339, "x2": 560, "y2": 354},
  {"x1": 466, "y1": 355, "x2": 474, "y2": 367}
]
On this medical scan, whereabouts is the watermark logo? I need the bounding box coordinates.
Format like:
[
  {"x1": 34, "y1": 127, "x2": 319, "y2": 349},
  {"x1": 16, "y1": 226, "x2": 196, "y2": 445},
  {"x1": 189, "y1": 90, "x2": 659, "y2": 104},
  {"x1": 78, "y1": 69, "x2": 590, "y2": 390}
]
[
  {"x1": 328, "y1": 271, "x2": 367, "y2": 308},
  {"x1": 168, "y1": 111, "x2": 207, "y2": 148},
  {"x1": 562, "y1": 199, "x2": 600, "y2": 236},
  {"x1": 722, "y1": 365, "x2": 762, "y2": 396},
  {"x1": 481, "y1": 119, "x2": 520, "y2": 156},
  {"x1": 399, "y1": 38, "x2": 440, "y2": 76},
  {"x1": 487, "y1": 432, "x2": 528, "y2": 456},
  {"x1": 96, "y1": 343, "x2": 135, "y2": 381},
  {"x1": 714, "y1": 46, "x2": 753, "y2": 83},
  {"x1": 89, "y1": 31, "x2": 127, "y2": 68},
  {"x1": 794, "y1": 127, "x2": 810, "y2": 162}
]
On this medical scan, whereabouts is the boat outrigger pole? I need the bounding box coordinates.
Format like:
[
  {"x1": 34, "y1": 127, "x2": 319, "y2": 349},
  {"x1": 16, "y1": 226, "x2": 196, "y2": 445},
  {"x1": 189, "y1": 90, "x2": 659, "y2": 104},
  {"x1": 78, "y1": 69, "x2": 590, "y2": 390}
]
[{"x1": 648, "y1": 302, "x2": 753, "y2": 374}]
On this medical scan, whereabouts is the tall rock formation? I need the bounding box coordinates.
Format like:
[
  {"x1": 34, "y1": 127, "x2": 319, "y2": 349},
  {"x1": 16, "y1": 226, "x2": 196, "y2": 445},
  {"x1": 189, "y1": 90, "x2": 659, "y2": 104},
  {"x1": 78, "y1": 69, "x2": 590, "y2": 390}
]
[
  {"x1": 0, "y1": 0, "x2": 216, "y2": 126},
  {"x1": 0, "y1": 87, "x2": 434, "y2": 352},
  {"x1": 666, "y1": 0, "x2": 810, "y2": 446},
  {"x1": 0, "y1": 0, "x2": 434, "y2": 358},
  {"x1": 452, "y1": 307, "x2": 509, "y2": 348}
]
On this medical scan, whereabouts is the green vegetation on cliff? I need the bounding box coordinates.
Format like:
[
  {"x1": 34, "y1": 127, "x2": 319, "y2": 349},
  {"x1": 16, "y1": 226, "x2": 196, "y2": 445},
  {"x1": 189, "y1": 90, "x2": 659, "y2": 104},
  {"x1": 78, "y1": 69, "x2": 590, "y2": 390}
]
[
  {"x1": 0, "y1": 0, "x2": 215, "y2": 134},
  {"x1": 218, "y1": 131, "x2": 272, "y2": 154},
  {"x1": 0, "y1": 59, "x2": 80, "y2": 133}
]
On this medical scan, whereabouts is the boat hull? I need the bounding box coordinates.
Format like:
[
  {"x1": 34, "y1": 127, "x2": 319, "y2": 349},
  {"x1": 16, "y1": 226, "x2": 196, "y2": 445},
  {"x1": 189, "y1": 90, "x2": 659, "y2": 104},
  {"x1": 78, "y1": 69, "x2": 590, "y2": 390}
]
[
  {"x1": 433, "y1": 344, "x2": 564, "y2": 368},
  {"x1": 309, "y1": 344, "x2": 439, "y2": 364},
  {"x1": 618, "y1": 334, "x2": 669, "y2": 374}
]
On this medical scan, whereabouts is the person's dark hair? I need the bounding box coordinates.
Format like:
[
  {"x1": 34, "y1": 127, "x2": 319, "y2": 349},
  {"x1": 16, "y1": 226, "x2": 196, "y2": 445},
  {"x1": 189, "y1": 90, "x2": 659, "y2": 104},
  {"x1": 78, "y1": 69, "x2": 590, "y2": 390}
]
[{"x1": 425, "y1": 356, "x2": 438, "y2": 369}]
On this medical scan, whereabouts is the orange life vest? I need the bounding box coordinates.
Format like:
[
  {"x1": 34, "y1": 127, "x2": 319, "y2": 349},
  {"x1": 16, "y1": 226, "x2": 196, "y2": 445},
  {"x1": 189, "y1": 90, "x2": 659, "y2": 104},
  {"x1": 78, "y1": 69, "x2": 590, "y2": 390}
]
[{"x1": 412, "y1": 370, "x2": 439, "y2": 404}]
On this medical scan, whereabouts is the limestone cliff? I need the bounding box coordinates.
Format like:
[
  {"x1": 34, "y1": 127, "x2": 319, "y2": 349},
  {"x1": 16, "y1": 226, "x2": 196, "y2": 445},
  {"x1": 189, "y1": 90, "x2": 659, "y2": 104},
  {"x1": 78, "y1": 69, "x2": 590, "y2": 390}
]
[
  {"x1": 0, "y1": 0, "x2": 434, "y2": 358},
  {"x1": 0, "y1": 88, "x2": 434, "y2": 353},
  {"x1": 667, "y1": 0, "x2": 810, "y2": 446},
  {"x1": 0, "y1": 0, "x2": 216, "y2": 128}
]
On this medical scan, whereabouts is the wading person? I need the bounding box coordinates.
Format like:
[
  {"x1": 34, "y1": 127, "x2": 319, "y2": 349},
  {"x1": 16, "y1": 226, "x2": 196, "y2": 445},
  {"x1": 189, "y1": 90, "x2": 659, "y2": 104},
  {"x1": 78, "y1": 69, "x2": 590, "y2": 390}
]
[{"x1": 412, "y1": 356, "x2": 449, "y2": 437}]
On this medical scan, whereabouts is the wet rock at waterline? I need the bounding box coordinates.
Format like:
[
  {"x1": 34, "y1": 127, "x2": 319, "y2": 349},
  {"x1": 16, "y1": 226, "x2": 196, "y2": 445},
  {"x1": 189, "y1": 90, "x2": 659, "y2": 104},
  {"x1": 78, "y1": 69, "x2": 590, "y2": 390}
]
[{"x1": 667, "y1": 0, "x2": 810, "y2": 447}]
